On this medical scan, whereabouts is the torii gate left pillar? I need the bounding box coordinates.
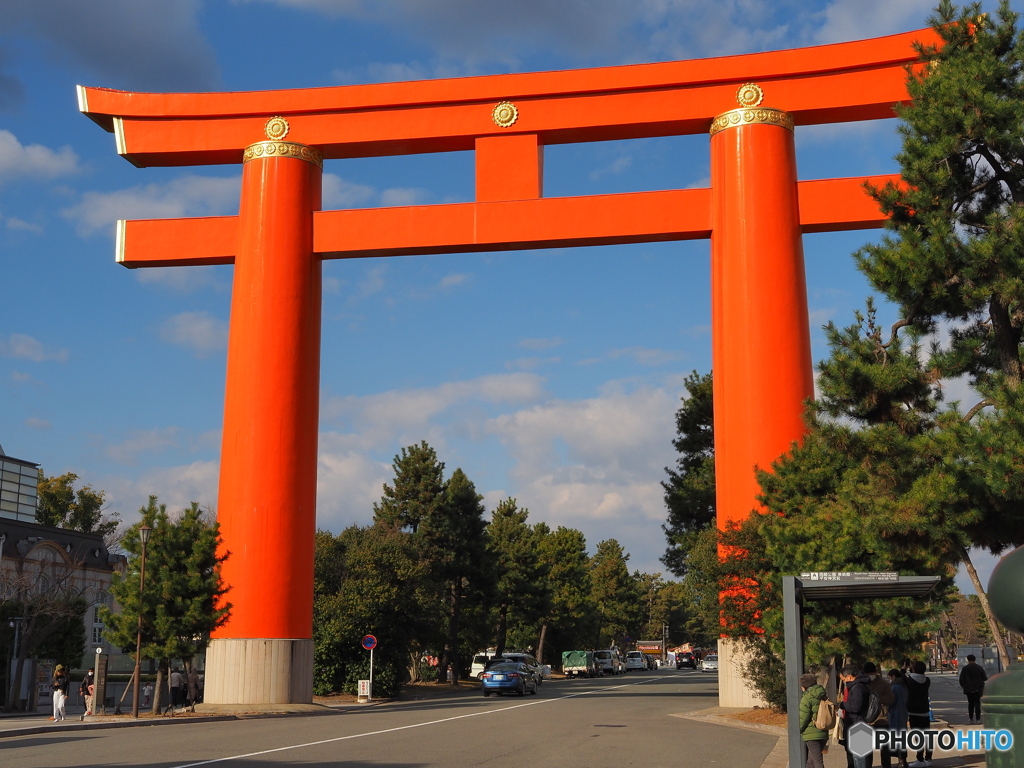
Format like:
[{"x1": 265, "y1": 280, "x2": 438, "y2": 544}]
[{"x1": 206, "y1": 136, "x2": 324, "y2": 705}]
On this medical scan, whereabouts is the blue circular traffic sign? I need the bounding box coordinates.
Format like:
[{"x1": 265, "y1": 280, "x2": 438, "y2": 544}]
[{"x1": 362, "y1": 634, "x2": 377, "y2": 650}]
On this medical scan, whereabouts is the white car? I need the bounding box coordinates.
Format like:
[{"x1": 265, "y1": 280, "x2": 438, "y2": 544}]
[
  {"x1": 625, "y1": 651, "x2": 647, "y2": 671},
  {"x1": 701, "y1": 654, "x2": 719, "y2": 672}
]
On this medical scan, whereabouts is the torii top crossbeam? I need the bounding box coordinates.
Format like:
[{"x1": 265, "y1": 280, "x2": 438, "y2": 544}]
[
  {"x1": 79, "y1": 28, "x2": 935, "y2": 268},
  {"x1": 79, "y1": 27, "x2": 935, "y2": 709}
]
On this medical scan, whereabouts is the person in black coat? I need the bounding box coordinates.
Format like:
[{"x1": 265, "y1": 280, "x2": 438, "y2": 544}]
[
  {"x1": 958, "y1": 654, "x2": 988, "y2": 725},
  {"x1": 840, "y1": 664, "x2": 874, "y2": 768}
]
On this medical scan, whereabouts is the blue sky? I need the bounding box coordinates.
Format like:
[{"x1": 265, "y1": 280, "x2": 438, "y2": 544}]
[{"x1": 0, "y1": 0, "x2": 1012, "y2": 589}]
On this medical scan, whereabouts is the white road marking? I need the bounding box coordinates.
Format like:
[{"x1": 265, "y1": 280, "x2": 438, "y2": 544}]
[{"x1": 170, "y1": 677, "x2": 661, "y2": 767}]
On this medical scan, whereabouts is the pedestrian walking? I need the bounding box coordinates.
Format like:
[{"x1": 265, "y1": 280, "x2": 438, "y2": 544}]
[
  {"x1": 80, "y1": 669, "x2": 95, "y2": 717},
  {"x1": 187, "y1": 668, "x2": 200, "y2": 710},
  {"x1": 840, "y1": 663, "x2": 874, "y2": 768},
  {"x1": 142, "y1": 681, "x2": 153, "y2": 708},
  {"x1": 799, "y1": 673, "x2": 829, "y2": 768},
  {"x1": 888, "y1": 669, "x2": 909, "y2": 768},
  {"x1": 51, "y1": 665, "x2": 69, "y2": 722},
  {"x1": 904, "y1": 661, "x2": 932, "y2": 767},
  {"x1": 170, "y1": 667, "x2": 185, "y2": 711},
  {"x1": 958, "y1": 654, "x2": 987, "y2": 725}
]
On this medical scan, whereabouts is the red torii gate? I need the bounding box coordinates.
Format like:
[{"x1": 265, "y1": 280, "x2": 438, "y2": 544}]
[{"x1": 79, "y1": 27, "x2": 936, "y2": 708}]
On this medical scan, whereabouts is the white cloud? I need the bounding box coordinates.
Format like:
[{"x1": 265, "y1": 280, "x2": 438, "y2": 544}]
[
  {"x1": 321, "y1": 372, "x2": 548, "y2": 450},
  {"x1": 103, "y1": 459, "x2": 221, "y2": 525},
  {"x1": 322, "y1": 173, "x2": 375, "y2": 209},
  {"x1": 0, "y1": 333, "x2": 69, "y2": 363},
  {"x1": 484, "y1": 382, "x2": 680, "y2": 572},
  {"x1": 105, "y1": 427, "x2": 182, "y2": 465},
  {"x1": 439, "y1": 273, "x2": 469, "y2": 288},
  {"x1": 158, "y1": 311, "x2": 228, "y2": 357},
  {"x1": 380, "y1": 187, "x2": 429, "y2": 207},
  {"x1": 63, "y1": 175, "x2": 240, "y2": 236},
  {"x1": 589, "y1": 156, "x2": 633, "y2": 181},
  {"x1": 5, "y1": 217, "x2": 43, "y2": 233},
  {"x1": 135, "y1": 265, "x2": 224, "y2": 294},
  {"x1": 519, "y1": 337, "x2": 564, "y2": 350},
  {"x1": 0, "y1": 130, "x2": 79, "y2": 182},
  {"x1": 506, "y1": 356, "x2": 560, "y2": 371},
  {"x1": 607, "y1": 346, "x2": 682, "y2": 366},
  {"x1": 814, "y1": 0, "x2": 934, "y2": 44},
  {"x1": 315, "y1": 450, "x2": 393, "y2": 530},
  {"x1": 24, "y1": 417, "x2": 51, "y2": 430}
]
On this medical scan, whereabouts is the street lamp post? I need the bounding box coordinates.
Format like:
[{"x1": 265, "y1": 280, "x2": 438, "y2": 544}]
[{"x1": 131, "y1": 525, "x2": 152, "y2": 718}]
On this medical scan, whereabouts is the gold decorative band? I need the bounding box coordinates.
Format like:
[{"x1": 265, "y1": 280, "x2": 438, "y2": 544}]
[
  {"x1": 709, "y1": 107, "x2": 794, "y2": 137},
  {"x1": 243, "y1": 140, "x2": 323, "y2": 170}
]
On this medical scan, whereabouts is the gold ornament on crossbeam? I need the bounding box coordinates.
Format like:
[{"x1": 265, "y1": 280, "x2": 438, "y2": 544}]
[
  {"x1": 492, "y1": 101, "x2": 519, "y2": 128},
  {"x1": 735, "y1": 83, "x2": 764, "y2": 108},
  {"x1": 264, "y1": 116, "x2": 290, "y2": 140}
]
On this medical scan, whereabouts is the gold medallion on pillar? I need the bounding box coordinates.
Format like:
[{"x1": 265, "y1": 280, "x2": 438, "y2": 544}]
[{"x1": 709, "y1": 84, "x2": 793, "y2": 137}]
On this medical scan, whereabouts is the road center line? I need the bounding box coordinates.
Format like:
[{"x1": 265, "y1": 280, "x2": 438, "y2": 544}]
[{"x1": 170, "y1": 677, "x2": 662, "y2": 768}]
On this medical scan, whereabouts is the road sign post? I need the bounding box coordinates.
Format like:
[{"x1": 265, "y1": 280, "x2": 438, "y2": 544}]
[{"x1": 362, "y1": 635, "x2": 377, "y2": 701}]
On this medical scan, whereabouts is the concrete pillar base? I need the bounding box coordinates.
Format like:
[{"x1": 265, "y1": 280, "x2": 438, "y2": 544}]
[
  {"x1": 203, "y1": 638, "x2": 314, "y2": 705},
  {"x1": 717, "y1": 638, "x2": 768, "y2": 708}
]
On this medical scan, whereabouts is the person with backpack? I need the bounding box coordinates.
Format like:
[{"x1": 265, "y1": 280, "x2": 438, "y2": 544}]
[
  {"x1": 799, "y1": 673, "x2": 831, "y2": 768},
  {"x1": 840, "y1": 663, "x2": 874, "y2": 768},
  {"x1": 904, "y1": 661, "x2": 932, "y2": 767},
  {"x1": 863, "y1": 663, "x2": 895, "y2": 768},
  {"x1": 888, "y1": 668, "x2": 910, "y2": 768}
]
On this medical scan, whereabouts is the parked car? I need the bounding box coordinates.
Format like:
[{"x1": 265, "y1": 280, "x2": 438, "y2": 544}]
[
  {"x1": 625, "y1": 651, "x2": 647, "y2": 671},
  {"x1": 701, "y1": 654, "x2": 719, "y2": 673},
  {"x1": 676, "y1": 652, "x2": 697, "y2": 669},
  {"x1": 563, "y1": 650, "x2": 599, "y2": 679},
  {"x1": 494, "y1": 652, "x2": 545, "y2": 684},
  {"x1": 594, "y1": 649, "x2": 625, "y2": 675},
  {"x1": 481, "y1": 662, "x2": 538, "y2": 697},
  {"x1": 471, "y1": 652, "x2": 496, "y2": 679}
]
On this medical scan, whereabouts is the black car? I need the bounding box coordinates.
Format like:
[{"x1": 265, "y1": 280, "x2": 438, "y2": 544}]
[{"x1": 676, "y1": 652, "x2": 697, "y2": 669}]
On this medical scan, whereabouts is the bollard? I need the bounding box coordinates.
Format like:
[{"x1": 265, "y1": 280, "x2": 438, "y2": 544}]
[{"x1": 983, "y1": 545, "x2": 1024, "y2": 767}]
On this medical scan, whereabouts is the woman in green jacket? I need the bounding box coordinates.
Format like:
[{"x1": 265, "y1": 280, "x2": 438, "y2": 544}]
[{"x1": 799, "y1": 673, "x2": 829, "y2": 768}]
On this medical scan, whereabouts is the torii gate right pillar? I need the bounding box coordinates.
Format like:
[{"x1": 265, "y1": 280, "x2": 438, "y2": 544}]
[{"x1": 710, "y1": 105, "x2": 814, "y2": 706}]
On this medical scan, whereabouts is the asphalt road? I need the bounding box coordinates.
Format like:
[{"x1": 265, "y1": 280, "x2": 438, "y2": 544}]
[{"x1": 2, "y1": 669, "x2": 778, "y2": 768}]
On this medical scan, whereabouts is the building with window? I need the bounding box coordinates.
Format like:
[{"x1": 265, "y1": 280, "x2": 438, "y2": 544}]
[{"x1": 0, "y1": 443, "x2": 39, "y2": 523}]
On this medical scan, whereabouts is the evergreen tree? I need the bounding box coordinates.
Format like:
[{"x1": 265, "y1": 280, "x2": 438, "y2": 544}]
[
  {"x1": 533, "y1": 524, "x2": 594, "y2": 664},
  {"x1": 373, "y1": 442, "x2": 446, "y2": 534},
  {"x1": 421, "y1": 467, "x2": 490, "y2": 684},
  {"x1": 102, "y1": 497, "x2": 230, "y2": 712},
  {"x1": 661, "y1": 371, "x2": 716, "y2": 577},
  {"x1": 487, "y1": 499, "x2": 546, "y2": 656},
  {"x1": 856, "y1": 0, "x2": 1024, "y2": 668},
  {"x1": 589, "y1": 539, "x2": 637, "y2": 647}
]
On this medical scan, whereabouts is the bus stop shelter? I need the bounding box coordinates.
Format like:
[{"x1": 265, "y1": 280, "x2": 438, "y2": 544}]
[{"x1": 783, "y1": 572, "x2": 942, "y2": 768}]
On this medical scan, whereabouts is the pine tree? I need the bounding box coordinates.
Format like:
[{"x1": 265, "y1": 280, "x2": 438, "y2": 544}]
[
  {"x1": 488, "y1": 499, "x2": 547, "y2": 656},
  {"x1": 533, "y1": 524, "x2": 594, "y2": 664},
  {"x1": 661, "y1": 371, "x2": 715, "y2": 577},
  {"x1": 421, "y1": 467, "x2": 490, "y2": 683},
  {"x1": 36, "y1": 471, "x2": 120, "y2": 542},
  {"x1": 102, "y1": 497, "x2": 230, "y2": 712},
  {"x1": 589, "y1": 539, "x2": 637, "y2": 648},
  {"x1": 856, "y1": 0, "x2": 1024, "y2": 668}
]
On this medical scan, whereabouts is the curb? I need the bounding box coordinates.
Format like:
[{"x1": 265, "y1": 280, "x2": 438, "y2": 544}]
[
  {"x1": 670, "y1": 711, "x2": 787, "y2": 768},
  {"x1": 0, "y1": 706, "x2": 358, "y2": 740}
]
